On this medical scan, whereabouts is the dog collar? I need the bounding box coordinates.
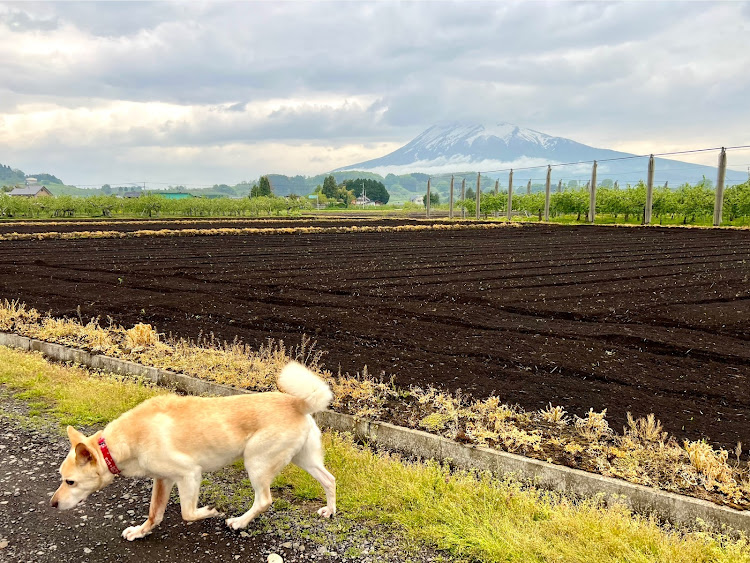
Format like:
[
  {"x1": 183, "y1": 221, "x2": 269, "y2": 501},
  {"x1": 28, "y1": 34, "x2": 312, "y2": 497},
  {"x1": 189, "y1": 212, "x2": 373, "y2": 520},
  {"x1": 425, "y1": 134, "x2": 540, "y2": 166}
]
[{"x1": 98, "y1": 436, "x2": 121, "y2": 475}]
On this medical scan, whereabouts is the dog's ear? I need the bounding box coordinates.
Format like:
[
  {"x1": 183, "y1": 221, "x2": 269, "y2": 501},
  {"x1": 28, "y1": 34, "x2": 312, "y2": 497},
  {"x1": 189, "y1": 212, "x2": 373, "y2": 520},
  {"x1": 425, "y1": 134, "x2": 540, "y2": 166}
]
[
  {"x1": 67, "y1": 426, "x2": 86, "y2": 445},
  {"x1": 74, "y1": 442, "x2": 96, "y2": 466}
]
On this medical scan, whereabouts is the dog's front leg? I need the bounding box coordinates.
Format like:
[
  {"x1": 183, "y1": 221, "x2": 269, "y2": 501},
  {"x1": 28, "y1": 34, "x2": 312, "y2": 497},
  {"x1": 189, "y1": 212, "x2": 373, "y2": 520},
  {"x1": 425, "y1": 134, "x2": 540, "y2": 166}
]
[{"x1": 122, "y1": 478, "x2": 174, "y2": 541}]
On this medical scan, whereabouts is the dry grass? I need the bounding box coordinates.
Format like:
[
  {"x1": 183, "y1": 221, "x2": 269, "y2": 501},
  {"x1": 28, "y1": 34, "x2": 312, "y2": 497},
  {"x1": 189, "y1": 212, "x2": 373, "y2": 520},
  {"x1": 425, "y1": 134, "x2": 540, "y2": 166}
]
[
  {"x1": 0, "y1": 221, "x2": 521, "y2": 241},
  {"x1": 1, "y1": 299, "x2": 748, "y2": 511}
]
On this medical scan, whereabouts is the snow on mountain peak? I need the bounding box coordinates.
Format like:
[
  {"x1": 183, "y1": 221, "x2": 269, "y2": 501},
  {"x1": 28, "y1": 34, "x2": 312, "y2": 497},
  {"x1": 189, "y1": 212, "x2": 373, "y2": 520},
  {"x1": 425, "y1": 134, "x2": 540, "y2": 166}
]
[{"x1": 412, "y1": 122, "x2": 557, "y2": 152}]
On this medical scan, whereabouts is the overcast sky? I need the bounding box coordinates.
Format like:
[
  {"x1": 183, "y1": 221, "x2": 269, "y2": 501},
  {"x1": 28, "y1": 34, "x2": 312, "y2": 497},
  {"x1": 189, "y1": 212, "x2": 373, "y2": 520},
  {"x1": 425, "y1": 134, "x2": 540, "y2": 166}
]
[{"x1": 1, "y1": 1, "x2": 749, "y2": 188}]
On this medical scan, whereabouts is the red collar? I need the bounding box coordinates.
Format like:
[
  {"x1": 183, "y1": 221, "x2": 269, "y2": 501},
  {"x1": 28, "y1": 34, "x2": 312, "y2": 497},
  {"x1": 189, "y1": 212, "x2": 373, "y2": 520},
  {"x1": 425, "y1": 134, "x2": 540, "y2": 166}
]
[{"x1": 98, "y1": 436, "x2": 121, "y2": 475}]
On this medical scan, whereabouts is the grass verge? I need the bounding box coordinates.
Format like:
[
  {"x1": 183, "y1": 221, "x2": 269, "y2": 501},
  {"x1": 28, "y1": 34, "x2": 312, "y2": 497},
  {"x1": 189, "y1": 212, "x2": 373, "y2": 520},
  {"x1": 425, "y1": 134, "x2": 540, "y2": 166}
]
[
  {"x1": 0, "y1": 345, "x2": 749, "y2": 562},
  {"x1": 2, "y1": 299, "x2": 749, "y2": 511}
]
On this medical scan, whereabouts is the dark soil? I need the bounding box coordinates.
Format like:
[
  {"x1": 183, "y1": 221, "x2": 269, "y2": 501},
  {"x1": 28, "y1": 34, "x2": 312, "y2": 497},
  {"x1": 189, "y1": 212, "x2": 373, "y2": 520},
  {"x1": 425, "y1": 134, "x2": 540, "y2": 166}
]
[{"x1": 0, "y1": 220, "x2": 748, "y2": 451}]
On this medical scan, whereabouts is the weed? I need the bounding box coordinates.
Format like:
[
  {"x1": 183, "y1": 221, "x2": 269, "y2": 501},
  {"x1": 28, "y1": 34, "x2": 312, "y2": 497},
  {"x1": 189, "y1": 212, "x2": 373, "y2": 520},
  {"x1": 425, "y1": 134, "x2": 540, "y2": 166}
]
[{"x1": 575, "y1": 408, "x2": 612, "y2": 441}]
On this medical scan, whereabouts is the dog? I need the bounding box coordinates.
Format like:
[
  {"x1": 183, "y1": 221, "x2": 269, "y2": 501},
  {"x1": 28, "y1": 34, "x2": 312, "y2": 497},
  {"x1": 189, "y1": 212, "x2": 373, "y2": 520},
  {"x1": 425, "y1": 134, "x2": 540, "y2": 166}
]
[{"x1": 50, "y1": 361, "x2": 336, "y2": 541}]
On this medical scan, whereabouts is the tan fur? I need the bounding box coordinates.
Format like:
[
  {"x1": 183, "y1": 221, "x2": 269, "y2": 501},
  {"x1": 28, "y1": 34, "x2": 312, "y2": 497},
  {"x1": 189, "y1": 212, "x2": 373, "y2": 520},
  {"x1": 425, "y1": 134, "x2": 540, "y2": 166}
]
[{"x1": 50, "y1": 362, "x2": 336, "y2": 541}]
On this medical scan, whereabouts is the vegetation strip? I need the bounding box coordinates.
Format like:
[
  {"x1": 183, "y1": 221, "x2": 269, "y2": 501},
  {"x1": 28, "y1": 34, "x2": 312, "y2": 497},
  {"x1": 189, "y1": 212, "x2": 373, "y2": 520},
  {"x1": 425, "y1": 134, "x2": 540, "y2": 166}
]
[
  {"x1": 2, "y1": 330, "x2": 749, "y2": 535},
  {"x1": 1, "y1": 345, "x2": 749, "y2": 562},
  {"x1": 0, "y1": 221, "x2": 522, "y2": 241}
]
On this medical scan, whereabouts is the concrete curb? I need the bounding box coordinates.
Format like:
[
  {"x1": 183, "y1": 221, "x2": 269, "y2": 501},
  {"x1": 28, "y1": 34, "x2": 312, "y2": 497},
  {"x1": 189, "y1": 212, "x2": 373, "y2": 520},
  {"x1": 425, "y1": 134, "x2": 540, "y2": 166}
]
[{"x1": 1, "y1": 331, "x2": 748, "y2": 534}]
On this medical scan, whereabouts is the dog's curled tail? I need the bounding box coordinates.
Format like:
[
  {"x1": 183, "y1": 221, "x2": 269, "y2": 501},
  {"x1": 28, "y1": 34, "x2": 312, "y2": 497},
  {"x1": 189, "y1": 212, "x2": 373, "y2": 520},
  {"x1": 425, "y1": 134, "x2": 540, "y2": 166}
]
[{"x1": 277, "y1": 361, "x2": 333, "y2": 415}]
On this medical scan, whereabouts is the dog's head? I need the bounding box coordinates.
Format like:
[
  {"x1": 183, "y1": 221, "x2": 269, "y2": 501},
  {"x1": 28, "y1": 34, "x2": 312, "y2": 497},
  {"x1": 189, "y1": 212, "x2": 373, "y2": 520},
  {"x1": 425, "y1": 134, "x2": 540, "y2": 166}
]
[{"x1": 50, "y1": 426, "x2": 114, "y2": 510}]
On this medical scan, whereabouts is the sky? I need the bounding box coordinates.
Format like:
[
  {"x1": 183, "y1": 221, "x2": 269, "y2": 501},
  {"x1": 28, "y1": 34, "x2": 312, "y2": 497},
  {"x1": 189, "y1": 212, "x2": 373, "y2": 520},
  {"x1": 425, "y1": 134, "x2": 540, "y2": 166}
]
[{"x1": 1, "y1": 1, "x2": 749, "y2": 188}]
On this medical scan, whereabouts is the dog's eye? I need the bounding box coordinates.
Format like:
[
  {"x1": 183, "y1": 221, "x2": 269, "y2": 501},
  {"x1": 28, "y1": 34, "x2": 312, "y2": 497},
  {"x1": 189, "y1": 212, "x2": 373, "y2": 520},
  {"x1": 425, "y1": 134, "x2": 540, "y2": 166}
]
[{"x1": 65, "y1": 480, "x2": 75, "y2": 486}]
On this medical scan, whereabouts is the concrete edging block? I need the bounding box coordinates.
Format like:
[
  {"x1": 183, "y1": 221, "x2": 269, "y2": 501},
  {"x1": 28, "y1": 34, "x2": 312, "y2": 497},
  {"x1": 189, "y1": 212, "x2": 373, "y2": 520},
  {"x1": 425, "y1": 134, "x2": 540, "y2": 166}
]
[
  {"x1": 1, "y1": 332, "x2": 749, "y2": 533},
  {"x1": 0, "y1": 332, "x2": 31, "y2": 351}
]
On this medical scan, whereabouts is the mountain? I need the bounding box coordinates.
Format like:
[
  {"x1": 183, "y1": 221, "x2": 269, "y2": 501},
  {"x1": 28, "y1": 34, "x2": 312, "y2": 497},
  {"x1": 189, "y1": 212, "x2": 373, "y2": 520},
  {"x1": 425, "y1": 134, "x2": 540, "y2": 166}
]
[{"x1": 336, "y1": 122, "x2": 747, "y2": 186}]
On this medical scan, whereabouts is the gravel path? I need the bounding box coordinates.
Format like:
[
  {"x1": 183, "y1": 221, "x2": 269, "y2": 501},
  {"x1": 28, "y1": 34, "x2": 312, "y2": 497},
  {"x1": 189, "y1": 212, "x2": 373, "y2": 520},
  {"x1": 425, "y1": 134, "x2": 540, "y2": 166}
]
[{"x1": 0, "y1": 387, "x2": 443, "y2": 563}]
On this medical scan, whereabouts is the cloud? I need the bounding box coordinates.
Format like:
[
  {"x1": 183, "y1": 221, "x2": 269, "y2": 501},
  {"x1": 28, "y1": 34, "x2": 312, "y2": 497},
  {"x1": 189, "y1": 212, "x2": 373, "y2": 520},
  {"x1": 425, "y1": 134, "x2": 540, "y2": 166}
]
[{"x1": 0, "y1": 1, "x2": 748, "y2": 185}]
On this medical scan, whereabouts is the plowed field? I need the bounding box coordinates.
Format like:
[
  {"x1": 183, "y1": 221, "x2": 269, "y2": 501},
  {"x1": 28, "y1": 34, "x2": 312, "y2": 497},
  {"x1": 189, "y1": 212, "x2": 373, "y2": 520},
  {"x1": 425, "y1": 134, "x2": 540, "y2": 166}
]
[{"x1": 1, "y1": 220, "x2": 748, "y2": 450}]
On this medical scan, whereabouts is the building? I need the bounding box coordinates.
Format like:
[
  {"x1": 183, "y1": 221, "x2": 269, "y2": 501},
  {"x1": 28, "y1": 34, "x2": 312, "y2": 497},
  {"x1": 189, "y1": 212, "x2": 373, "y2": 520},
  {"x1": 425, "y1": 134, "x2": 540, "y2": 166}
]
[
  {"x1": 354, "y1": 194, "x2": 377, "y2": 207},
  {"x1": 8, "y1": 185, "x2": 53, "y2": 198}
]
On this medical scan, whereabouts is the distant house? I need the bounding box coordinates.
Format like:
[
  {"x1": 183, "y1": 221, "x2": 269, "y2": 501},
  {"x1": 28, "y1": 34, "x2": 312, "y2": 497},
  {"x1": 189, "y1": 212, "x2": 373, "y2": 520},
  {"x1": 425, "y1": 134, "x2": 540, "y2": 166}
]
[
  {"x1": 8, "y1": 185, "x2": 53, "y2": 198},
  {"x1": 121, "y1": 191, "x2": 142, "y2": 199},
  {"x1": 410, "y1": 195, "x2": 425, "y2": 205},
  {"x1": 354, "y1": 194, "x2": 377, "y2": 207}
]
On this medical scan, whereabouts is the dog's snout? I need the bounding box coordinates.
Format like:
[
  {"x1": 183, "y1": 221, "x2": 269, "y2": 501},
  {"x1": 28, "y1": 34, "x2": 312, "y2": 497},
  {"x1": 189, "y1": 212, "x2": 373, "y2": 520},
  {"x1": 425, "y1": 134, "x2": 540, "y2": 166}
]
[{"x1": 50, "y1": 497, "x2": 59, "y2": 508}]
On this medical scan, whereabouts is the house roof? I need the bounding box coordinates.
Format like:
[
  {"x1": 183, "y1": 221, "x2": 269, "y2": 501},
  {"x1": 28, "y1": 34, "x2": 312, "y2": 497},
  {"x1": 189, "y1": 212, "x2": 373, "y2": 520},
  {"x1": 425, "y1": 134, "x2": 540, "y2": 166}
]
[{"x1": 8, "y1": 185, "x2": 52, "y2": 196}]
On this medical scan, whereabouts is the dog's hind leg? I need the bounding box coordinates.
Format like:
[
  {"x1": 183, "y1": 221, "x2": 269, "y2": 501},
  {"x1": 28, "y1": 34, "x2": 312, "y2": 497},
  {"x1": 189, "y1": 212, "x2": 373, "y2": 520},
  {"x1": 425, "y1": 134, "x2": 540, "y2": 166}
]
[
  {"x1": 292, "y1": 424, "x2": 336, "y2": 518},
  {"x1": 226, "y1": 439, "x2": 297, "y2": 530},
  {"x1": 176, "y1": 471, "x2": 221, "y2": 522},
  {"x1": 225, "y1": 461, "x2": 275, "y2": 530},
  {"x1": 122, "y1": 478, "x2": 174, "y2": 541}
]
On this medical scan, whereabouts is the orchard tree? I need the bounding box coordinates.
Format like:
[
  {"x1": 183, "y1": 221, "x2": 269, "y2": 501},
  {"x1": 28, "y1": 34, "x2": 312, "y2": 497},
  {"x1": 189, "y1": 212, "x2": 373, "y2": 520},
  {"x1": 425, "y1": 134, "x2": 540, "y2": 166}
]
[{"x1": 423, "y1": 191, "x2": 440, "y2": 206}]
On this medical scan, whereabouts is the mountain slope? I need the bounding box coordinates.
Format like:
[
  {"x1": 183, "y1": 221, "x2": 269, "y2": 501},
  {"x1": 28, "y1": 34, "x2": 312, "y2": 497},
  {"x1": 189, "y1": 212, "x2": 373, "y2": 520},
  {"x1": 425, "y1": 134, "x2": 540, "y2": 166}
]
[{"x1": 336, "y1": 123, "x2": 745, "y2": 186}]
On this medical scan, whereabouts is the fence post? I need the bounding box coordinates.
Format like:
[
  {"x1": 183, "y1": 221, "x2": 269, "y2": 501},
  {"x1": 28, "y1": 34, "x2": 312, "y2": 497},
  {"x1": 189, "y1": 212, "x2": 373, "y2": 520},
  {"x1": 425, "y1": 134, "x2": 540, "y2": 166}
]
[
  {"x1": 507, "y1": 169, "x2": 514, "y2": 221},
  {"x1": 714, "y1": 147, "x2": 727, "y2": 226},
  {"x1": 461, "y1": 178, "x2": 466, "y2": 219},
  {"x1": 645, "y1": 154, "x2": 654, "y2": 225},
  {"x1": 557, "y1": 179, "x2": 562, "y2": 193},
  {"x1": 588, "y1": 160, "x2": 598, "y2": 223},
  {"x1": 476, "y1": 173, "x2": 481, "y2": 220},
  {"x1": 544, "y1": 165, "x2": 551, "y2": 222},
  {"x1": 449, "y1": 175, "x2": 454, "y2": 219},
  {"x1": 527, "y1": 180, "x2": 531, "y2": 195},
  {"x1": 494, "y1": 179, "x2": 499, "y2": 218},
  {"x1": 426, "y1": 178, "x2": 431, "y2": 218}
]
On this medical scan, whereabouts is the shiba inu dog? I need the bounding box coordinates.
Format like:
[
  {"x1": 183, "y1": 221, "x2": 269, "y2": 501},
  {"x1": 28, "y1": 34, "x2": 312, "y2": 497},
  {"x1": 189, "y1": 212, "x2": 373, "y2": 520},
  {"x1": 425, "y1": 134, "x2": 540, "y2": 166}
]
[{"x1": 50, "y1": 361, "x2": 336, "y2": 540}]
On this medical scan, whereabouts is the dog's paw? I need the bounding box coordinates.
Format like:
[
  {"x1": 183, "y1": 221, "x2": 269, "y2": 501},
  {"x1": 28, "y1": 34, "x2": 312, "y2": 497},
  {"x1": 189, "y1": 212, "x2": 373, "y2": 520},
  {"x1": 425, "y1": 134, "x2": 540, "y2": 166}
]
[
  {"x1": 197, "y1": 506, "x2": 222, "y2": 519},
  {"x1": 121, "y1": 525, "x2": 149, "y2": 541},
  {"x1": 225, "y1": 516, "x2": 248, "y2": 530},
  {"x1": 317, "y1": 506, "x2": 335, "y2": 518}
]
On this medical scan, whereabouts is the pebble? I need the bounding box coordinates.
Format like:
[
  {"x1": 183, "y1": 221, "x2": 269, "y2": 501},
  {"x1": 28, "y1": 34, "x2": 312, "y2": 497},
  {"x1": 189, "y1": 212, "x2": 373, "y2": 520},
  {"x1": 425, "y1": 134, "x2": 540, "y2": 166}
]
[{"x1": 267, "y1": 554, "x2": 283, "y2": 563}]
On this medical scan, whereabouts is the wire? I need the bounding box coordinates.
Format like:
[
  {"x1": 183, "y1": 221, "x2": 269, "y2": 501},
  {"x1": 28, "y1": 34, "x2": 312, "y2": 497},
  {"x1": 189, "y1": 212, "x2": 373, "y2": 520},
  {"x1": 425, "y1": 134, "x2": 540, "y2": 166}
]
[{"x1": 425, "y1": 144, "x2": 750, "y2": 180}]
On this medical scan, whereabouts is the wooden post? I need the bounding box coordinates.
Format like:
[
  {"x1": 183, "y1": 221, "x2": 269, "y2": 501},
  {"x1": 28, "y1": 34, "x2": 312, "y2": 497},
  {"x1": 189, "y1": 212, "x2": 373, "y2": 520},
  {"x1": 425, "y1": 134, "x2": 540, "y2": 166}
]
[
  {"x1": 449, "y1": 175, "x2": 454, "y2": 219},
  {"x1": 588, "y1": 160, "x2": 598, "y2": 223},
  {"x1": 475, "y1": 173, "x2": 481, "y2": 220},
  {"x1": 544, "y1": 165, "x2": 551, "y2": 222},
  {"x1": 426, "y1": 178, "x2": 431, "y2": 218},
  {"x1": 526, "y1": 179, "x2": 531, "y2": 195},
  {"x1": 494, "y1": 179, "x2": 499, "y2": 218},
  {"x1": 645, "y1": 154, "x2": 654, "y2": 225},
  {"x1": 713, "y1": 147, "x2": 727, "y2": 226},
  {"x1": 557, "y1": 179, "x2": 562, "y2": 193},
  {"x1": 506, "y1": 169, "x2": 514, "y2": 221},
  {"x1": 461, "y1": 178, "x2": 466, "y2": 219}
]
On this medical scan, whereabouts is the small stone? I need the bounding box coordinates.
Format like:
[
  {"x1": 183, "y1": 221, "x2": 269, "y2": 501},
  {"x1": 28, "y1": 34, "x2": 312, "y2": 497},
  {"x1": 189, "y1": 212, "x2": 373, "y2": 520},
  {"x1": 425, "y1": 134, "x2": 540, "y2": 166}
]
[
  {"x1": 0, "y1": 539, "x2": 9, "y2": 549},
  {"x1": 267, "y1": 554, "x2": 283, "y2": 563},
  {"x1": 281, "y1": 542, "x2": 292, "y2": 549},
  {"x1": 83, "y1": 547, "x2": 92, "y2": 554}
]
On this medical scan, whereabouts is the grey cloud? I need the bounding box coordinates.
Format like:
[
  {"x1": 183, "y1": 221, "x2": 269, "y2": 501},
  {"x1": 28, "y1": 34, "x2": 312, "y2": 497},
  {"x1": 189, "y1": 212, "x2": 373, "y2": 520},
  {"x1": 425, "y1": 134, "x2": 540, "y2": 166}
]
[
  {"x1": 1, "y1": 1, "x2": 749, "y2": 184},
  {"x1": 0, "y1": 8, "x2": 59, "y2": 31}
]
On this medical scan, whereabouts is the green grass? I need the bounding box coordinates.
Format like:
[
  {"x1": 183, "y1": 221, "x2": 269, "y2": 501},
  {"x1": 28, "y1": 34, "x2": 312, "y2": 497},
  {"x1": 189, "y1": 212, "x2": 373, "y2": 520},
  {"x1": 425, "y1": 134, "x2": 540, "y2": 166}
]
[
  {"x1": 1, "y1": 345, "x2": 749, "y2": 562},
  {"x1": 0, "y1": 346, "x2": 164, "y2": 427}
]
